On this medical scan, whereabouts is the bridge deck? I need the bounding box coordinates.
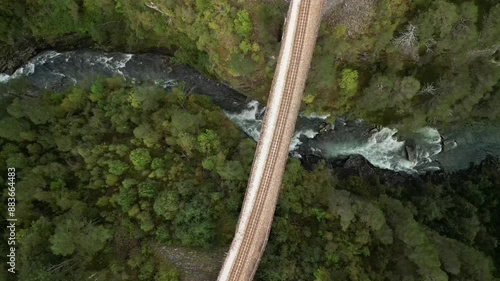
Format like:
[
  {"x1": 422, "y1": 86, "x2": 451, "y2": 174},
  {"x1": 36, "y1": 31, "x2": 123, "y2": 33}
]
[{"x1": 217, "y1": 1, "x2": 324, "y2": 280}]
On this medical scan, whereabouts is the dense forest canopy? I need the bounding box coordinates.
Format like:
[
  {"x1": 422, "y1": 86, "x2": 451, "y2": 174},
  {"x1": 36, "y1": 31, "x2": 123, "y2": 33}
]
[
  {"x1": 0, "y1": 0, "x2": 499, "y2": 129},
  {"x1": 0, "y1": 79, "x2": 498, "y2": 280},
  {"x1": 0, "y1": 0, "x2": 499, "y2": 280}
]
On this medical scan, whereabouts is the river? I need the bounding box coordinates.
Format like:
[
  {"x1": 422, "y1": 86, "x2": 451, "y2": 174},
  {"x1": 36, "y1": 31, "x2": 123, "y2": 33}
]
[{"x1": 1, "y1": 50, "x2": 498, "y2": 173}]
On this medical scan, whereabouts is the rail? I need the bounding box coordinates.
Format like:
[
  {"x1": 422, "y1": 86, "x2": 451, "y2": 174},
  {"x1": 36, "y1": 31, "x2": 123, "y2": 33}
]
[{"x1": 217, "y1": 1, "x2": 324, "y2": 280}]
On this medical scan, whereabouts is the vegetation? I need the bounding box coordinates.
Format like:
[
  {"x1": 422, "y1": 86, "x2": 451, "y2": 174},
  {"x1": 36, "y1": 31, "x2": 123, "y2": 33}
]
[
  {"x1": 0, "y1": 0, "x2": 499, "y2": 279},
  {"x1": 258, "y1": 157, "x2": 500, "y2": 281},
  {"x1": 0, "y1": 79, "x2": 249, "y2": 280},
  {"x1": 0, "y1": 80, "x2": 498, "y2": 280},
  {"x1": 1, "y1": 0, "x2": 498, "y2": 130}
]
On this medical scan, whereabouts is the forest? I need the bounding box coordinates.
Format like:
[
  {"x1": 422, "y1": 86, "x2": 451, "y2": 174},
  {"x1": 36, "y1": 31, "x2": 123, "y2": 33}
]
[
  {"x1": 0, "y1": 0, "x2": 499, "y2": 130},
  {"x1": 0, "y1": 79, "x2": 498, "y2": 280},
  {"x1": 0, "y1": 0, "x2": 499, "y2": 280}
]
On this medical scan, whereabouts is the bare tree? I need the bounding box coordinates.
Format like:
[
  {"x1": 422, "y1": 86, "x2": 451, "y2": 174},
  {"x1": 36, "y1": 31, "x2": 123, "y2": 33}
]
[
  {"x1": 467, "y1": 44, "x2": 500, "y2": 61},
  {"x1": 420, "y1": 83, "x2": 437, "y2": 96},
  {"x1": 145, "y1": 2, "x2": 171, "y2": 23},
  {"x1": 394, "y1": 23, "x2": 419, "y2": 60},
  {"x1": 47, "y1": 258, "x2": 77, "y2": 274},
  {"x1": 376, "y1": 81, "x2": 386, "y2": 92},
  {"x1": 424, "y1": 37, "x2": 436, "y2": 54},
  {"x1": 452, "y1": 18, "x2": 472, "y2": 38}
]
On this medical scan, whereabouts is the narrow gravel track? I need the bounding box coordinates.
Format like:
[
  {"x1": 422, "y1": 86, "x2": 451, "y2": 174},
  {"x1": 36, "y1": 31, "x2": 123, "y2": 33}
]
[{"x1": 217, "y1": 1, "x2": 324, "y2": 280}]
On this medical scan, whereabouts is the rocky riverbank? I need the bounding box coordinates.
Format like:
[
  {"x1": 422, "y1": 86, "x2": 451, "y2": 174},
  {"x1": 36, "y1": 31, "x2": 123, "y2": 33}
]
[
  {"x1": 2, "y1": 48, "x2": 499, "y2": 281},
  {"x1": 302, "y1": 153, "x2": 499, "y2": 196},
  {"x1": 0, "y1": 35, "x2": 96, "y2": 74},
  {"x1": 2, "y1": 49, "x2": 499, "y2": 174}
]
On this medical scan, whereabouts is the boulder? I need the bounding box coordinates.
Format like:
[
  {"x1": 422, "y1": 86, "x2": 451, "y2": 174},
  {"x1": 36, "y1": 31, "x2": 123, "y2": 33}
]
[
  {"x1": 392, "y1": 131, "x2": 398, "y2": 138},
  {"x1": 442, "y1": 139, "x2": 458, "y2": 152},
  {"x1": 368, "y1": 125, "x2": 383, "y2": 135},
  {"x1": 320, "y1": 123, "x2": 335, "y2": 133},
  {"x1": 405, "y1": 140, "x2": 417, "y2": 162}
]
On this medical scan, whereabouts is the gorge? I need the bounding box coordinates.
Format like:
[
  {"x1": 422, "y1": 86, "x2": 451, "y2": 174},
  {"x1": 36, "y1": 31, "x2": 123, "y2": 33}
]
[{"x1": 2, "y1": 49, "x2": 499, "y2": 174}]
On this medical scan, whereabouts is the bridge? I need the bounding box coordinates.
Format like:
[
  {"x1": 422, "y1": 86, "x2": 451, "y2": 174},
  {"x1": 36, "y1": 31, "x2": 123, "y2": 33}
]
[{"x1": 217, "y1": 1, "x2": 325, "y2": 280}]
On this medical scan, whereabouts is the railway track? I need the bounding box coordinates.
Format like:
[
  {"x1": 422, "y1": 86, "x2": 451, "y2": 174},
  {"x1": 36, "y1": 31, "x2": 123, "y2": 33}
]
[{"x1": 217, "y1": 1, "x2": 324, "y2": 280}]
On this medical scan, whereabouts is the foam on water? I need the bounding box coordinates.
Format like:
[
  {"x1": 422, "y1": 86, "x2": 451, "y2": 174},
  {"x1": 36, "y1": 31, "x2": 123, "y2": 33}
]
[
  {"x1": 300, "y1": 112, "x2": 330, "y2": 120},
  {"x1": 95, "y1": 55, "x2": 113, "y2": 64},
  {"x1": 34, "y1": 51, "x2": 62, "y2": 64},
  {"x1": 226, "y1": 101, "x2": 444, "y2": 172},
  {"x1": 225, "y1": 101, "x2": 319, "y2": 153},
  {"x1": 319, "y1": 127, "x2": 417, "y2": 172},
  {"x1": 16, "y1": 51, "x2": 62, "y2": 77},
  {"x1": 2, "y1": 50, "x2": 457, "y2": 173},
  {"x1": 413, "y1": 127, "x2": 442, "y2": 165},
  {"x1": 115, "y1": 54, "x2": 133, "y2": 68},
  {"x1": 94, "y1": 53, "x2": 133, "y2": 76},
  {"x1": 289, "y1": 129, "x2": 318, "y2": 152},
  {"x1": 224, "y1": 101, "x2": 445, "y2": 171},
  {"x1": 0, "y1": 73, "x2": 11, "y2": 83},
  {"x1": 316, "y1": 125, "x2": 446, "y2": 172},
  {"x1": 1, "y1": 51, "x2": 62, "y2": 83},
  {"x1": 155, "y1": 79, "x2": 178, "y2": 88},
  {"x1": 224, "y1": 101, "x2": 263, "y2": 141}
]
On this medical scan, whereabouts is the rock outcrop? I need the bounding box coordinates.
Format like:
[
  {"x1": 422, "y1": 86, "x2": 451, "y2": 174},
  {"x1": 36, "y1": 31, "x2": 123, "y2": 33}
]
[
  {"x1": 405, "y1": 140, "x2": 417, "y2": 162},
  {"x1": 442, "y1": 139, "x2": 458, "y2": 152},
  {"x1": 157, "y1": 246, "x2": 227, "y2": 281}
]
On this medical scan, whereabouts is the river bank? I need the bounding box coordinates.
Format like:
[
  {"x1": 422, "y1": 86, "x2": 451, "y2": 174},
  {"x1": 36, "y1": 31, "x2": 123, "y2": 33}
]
[
  {"x1": 0, "y1": 35, "x2": 93, "y2": 74},
  {"x1": 1, "y1": 49, "x2": 499, "y2": 174},
  {"x1": 1, "y1": 48, "x2": 499, "y2": 281}
]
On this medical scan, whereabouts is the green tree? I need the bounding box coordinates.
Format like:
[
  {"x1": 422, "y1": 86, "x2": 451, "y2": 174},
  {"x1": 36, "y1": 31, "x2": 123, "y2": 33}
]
[
  {"x1": 138, "y1": 180, "x2": 158, "y2": 198},
  {"x1": 234, "y1": 10, "x2": 253, "y2": 38},
  {"x1": 61, "y1": 87, "x2": 87, "y2": 112},
  {"x1": 338, "y1": 68, "x2": 359, "y2": 111},
  {"x1": 154, "y1": 191, "x2": 180, "y2": 220},
  {"x1": 130, "y1": 148, "x2": 151, "y2": 170},
  {"x1": 108, "y1": 160, "x2": 129, "y2": 176},
  {"x1": 0, "y1": 117, "x2": 29, "y2": 141},
  {"x1": 134, "y1": 123, "x2": 161, "y2": 147}
]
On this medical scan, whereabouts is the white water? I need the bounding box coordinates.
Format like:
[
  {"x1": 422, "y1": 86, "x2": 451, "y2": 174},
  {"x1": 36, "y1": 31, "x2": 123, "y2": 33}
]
[
  {"x1": 413, "y1": 127, "x2": 442, "y2": 165},
  {"x1": 1, "y1": 50, "x2": 452, "y2": 173},
  {"x1": 224, "y1": 100, "x2": 321, "y2": 154},
  {"x1": 225, "y1": 101, "x2": 446, "y2": 172},
  {"x1": 224, "y1": 101, "x2": 263, "y2": 141},
  {"x1": 1, "y1": 51, "x2": 62, "y2": 84},
  {"x1": 0, "y1": 73, "x2": 10, "y2": 83},
  {"x1": 1, "y1": 51, "x2": 134, "y2": 85},
  {"x1": 289, "y1": 129, "x2": 318, "y2": 152},
  {"x1": 316, "y1": 126, "x2": 443, "y2": 173},
  {"x1": 155, "y1": 79, "x2": 178, "y2": 88},
  {"x1": 95, "y1": 53, "x2": 133, "y2": 76},
  {"x1": 319, "y1": 128, "x2": 418, "y2": 172},
  {"x1": 300, "y1": 112, "x2": 330, "y2": 120}
]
